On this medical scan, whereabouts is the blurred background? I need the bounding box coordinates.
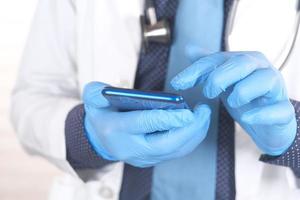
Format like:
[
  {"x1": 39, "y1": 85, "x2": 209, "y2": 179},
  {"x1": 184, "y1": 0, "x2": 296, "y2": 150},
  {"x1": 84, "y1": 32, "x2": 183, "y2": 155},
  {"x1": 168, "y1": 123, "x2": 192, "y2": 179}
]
[{"x1": 0, "y1": 1, "x2": 61, "y2": 200}]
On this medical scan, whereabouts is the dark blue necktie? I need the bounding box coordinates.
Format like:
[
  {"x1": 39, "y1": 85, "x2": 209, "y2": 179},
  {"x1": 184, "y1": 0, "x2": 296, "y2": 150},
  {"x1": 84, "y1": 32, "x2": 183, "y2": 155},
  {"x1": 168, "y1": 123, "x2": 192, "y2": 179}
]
[
  {"x1": 215, "y1": 105, "x2": 236, "y2": 200},
  {"x1": 120, "y1": 0, "x2": 236, "y2": 200},
  {"x1": 134, "y1": 1, "x2": 179, "y2": 91},
  {"x1": 120, "y1": 1, "x2": 179, "y2": 200},
  {"x1": 216, "y1": 1, "x2": 236, "y2": 199}
]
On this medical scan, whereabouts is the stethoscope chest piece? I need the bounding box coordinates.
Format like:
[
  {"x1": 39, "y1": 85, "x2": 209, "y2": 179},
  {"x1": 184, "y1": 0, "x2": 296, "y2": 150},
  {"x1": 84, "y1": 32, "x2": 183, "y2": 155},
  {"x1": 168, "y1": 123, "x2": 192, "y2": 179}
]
[
  {"x1": 141, "y1": 0, "x2": 171, "y2": 51},
  {"x1": 140, "y1": 16, "x2": 171, "y2": 50}
]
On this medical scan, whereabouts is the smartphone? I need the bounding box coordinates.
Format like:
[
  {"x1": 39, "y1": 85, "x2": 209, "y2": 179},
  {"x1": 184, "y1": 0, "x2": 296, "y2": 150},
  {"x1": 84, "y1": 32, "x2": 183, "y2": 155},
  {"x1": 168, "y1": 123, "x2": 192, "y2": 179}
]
[{"x1": 102, "y1": 86, "x2": 189, "y2": 111}]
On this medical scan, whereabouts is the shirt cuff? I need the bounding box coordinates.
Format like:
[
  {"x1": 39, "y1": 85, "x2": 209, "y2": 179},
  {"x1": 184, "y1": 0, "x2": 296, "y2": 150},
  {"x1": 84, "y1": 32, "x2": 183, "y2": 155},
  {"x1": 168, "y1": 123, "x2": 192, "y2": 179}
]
[
  {"x1": 65, "y1": 104, "x2": 114, "y2": 169},
  {"x1": 260, "y1": 99, "x2": 300, "y2": 178}
]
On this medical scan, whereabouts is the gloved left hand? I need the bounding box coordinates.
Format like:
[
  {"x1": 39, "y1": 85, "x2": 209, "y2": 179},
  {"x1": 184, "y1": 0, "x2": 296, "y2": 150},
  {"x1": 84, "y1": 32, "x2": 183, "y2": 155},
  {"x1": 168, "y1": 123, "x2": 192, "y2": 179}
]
[
  {"x1": 171, "y1": 50, "x2": 297, "y2": 156},
  {"x1": 83, "y1": 82, "x2": 212, "y2": 167}
]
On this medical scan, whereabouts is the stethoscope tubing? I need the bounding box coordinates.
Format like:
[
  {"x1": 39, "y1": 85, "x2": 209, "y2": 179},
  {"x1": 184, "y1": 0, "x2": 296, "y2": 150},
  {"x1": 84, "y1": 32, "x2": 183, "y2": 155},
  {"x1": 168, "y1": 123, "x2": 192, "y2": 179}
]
[
  {"x1": 225, "y1": 0, "x2": 300, "y2": 71},
  {"x1": 144, "y1": 0, "x2": 300, "y2": 71},
  {"x1": 277, "y1": 9, "x2": 300, "y2": 71}
]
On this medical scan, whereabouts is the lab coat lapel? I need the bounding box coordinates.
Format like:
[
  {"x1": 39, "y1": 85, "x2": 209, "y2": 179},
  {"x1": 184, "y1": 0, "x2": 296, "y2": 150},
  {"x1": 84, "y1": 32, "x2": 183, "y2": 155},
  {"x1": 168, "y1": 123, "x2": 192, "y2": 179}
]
[{"x1": 93, "y1": 0, "x2": 142, "y2": 88}]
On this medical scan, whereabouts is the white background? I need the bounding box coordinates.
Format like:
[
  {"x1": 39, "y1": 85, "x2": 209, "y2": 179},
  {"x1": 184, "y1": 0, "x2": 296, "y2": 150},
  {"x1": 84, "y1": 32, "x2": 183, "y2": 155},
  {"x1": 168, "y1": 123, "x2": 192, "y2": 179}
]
[{"x1": 0, "y1": 1, "x2": 61, "y2": 200}]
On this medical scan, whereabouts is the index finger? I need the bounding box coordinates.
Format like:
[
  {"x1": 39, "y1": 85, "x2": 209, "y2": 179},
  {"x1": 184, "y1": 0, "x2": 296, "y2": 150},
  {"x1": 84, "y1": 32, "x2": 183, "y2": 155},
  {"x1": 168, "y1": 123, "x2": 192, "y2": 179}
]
[
  {"x1": 117, "y1": 109, "x2": 195, "y2": 134},
  {"x1": 171, "y1": 52, "x2": 229, "y2": 90}
]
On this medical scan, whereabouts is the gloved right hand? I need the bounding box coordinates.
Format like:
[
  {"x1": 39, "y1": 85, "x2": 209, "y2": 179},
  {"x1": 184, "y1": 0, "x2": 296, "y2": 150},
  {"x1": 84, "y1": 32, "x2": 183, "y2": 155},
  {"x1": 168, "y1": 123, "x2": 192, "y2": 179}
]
[{"x1": 83, "y1": 82, "x2": 211, "y2": 168}]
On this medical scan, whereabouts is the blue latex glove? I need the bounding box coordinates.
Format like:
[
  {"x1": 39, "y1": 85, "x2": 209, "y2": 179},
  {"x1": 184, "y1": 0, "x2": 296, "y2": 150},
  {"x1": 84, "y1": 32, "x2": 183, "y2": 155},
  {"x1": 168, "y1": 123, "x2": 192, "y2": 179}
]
[
  {"x1": 83, "y1": 82, "x2": 211, "y2": 167},
  {"x1": 171, "y1": 50, "x2": 297, "y2": 156}
]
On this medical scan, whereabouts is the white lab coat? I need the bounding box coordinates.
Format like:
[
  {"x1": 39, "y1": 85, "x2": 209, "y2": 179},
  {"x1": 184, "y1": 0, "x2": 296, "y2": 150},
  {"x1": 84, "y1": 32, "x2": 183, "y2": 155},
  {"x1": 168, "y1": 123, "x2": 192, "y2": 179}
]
[{"x1": 10, "y1": 0, "x2": 300, "y2": 199}]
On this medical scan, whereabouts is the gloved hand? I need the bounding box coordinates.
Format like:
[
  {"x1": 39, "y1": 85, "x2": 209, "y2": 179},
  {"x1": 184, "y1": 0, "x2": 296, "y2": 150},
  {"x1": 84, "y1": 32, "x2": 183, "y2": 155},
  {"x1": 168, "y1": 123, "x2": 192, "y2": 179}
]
[
  {"x1": 171, "y1": 50, "x2": 297, "y2": 156},
  {"x1": 83, "y1": 82, "x2": 211, "y2": 167}
]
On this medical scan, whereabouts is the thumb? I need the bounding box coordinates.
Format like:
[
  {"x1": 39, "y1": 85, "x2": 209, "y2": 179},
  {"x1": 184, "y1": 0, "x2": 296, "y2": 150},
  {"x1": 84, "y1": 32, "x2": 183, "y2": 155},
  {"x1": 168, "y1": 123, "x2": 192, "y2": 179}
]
[
  {"x1": 193, "y1": 104, "x2": 212, "y2": 122},
  {"x1": 83, "y1": 82, "x2": 110, "y2": 108},
  {"x1": 192, "y1": 104, "x2": 212, "y2": 134}
]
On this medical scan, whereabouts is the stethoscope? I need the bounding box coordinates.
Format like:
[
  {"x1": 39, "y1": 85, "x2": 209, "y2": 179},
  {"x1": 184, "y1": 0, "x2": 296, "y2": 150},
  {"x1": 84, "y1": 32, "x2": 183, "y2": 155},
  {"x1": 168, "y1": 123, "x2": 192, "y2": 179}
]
[
  {"x1": 225, "y1": 0, "x2": 300, "y2": 71},
  {"x1": 140, "y1": 0, "x2": 171, "y2": 51},
  {"x1": 141, "y1": 0, "x2": 300, "y2": 70}
]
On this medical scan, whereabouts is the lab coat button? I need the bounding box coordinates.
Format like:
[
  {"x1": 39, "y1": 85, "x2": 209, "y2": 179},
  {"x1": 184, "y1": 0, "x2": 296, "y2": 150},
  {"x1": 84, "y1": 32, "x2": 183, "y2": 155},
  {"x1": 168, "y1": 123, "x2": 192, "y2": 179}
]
[{"x1": 99, "y1": 186, "x2": 114, "y2": 199}]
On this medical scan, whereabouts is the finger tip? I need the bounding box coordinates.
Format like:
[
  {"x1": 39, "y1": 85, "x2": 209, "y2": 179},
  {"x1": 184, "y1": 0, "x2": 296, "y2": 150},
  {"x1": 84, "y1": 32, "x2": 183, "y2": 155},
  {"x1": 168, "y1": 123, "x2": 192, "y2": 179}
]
[
  {"x1": 170, "y1": 81, "x2": 181, "y2": 91},
  {"x1": 194, "y1": 104, "x2": 211, "y2": 116},
  {"x1": 170, "y1": 76, "x2": 179, "y2": 85},
  {"x1": 205, "y1": 93, "x2": 216, "y2": 99},
  {"x1": 203, "y1": 84, "x2": 222, "y2": 99},
  {"x1": 227, "y1": 93, "x2": 246, "y2": 108},
  {"x1": 170, "y1": 76, "x2": 189, "y2": 90},
  {"x1": 227, "y1": 97, "x2": 238, "y2": 108},
  {"x1": 202, "y1": 87, "x2": 210, "y2": 98},
  {"x1": 171, "y1": 81, "x2": 189, "y2": 91},
  {"x1": 83, "y1": 82, "x2": 110, "y2": 107},
  {"x1": 203, "y1": 88, "x2": 215, "y2": 99}
]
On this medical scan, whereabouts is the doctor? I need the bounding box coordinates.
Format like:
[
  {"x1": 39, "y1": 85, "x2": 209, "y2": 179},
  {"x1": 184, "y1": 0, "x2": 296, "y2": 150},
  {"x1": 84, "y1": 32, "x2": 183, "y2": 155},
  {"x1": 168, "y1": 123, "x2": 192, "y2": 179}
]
[{"x1": 10, "y1": 0, "x2": 300, "y2": 199}]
